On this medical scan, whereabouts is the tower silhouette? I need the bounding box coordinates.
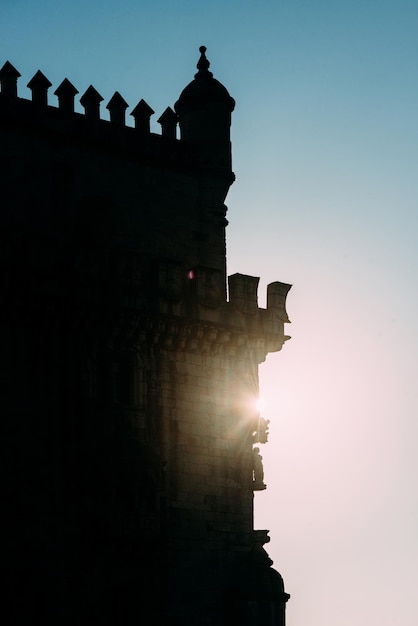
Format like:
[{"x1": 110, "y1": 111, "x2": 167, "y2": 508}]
[{"x1": 1, "y1": 47, "x2": 291, "y2": 625}]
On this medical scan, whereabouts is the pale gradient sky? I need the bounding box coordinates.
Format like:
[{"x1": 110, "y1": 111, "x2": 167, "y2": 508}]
[{"x1": 3, "y1": 1, "x2": 418, "y2": 624}]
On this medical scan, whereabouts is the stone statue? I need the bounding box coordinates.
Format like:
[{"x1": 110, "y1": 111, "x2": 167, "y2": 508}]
[
  {"x1": 252, "y1": 416, "x2": 270, "y2": 444},
  {"x1": 252, "y1": 447, "x2": 266, "y2": 489}
]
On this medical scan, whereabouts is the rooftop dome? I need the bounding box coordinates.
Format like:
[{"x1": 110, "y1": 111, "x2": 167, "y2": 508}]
[{"x1": 174, "y1": 46, "x2": 235, "y2": 115}]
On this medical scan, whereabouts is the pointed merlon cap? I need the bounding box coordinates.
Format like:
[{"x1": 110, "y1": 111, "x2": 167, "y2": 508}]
[
  {"x1": 27, "y1": 70, "x2": 52, "y2": 106},
  {"x1": 130, "y1": 98, "x2": 155, "y2": 132},
  {"x1": 27, "y1": 70, "x2": 52, "y2": 90},
  {"x1": 106, "y1": 91, "x2": 129, "y2": 125},
  {"x1": 0, "y1": 61, "x2": 21, "y2": 98},
  {"x1": 54, "y1": 78, "x2": 79, "y2": 113},
  {"x1": 157, "y1": 106, "x2": 177, "y2": 139},
  {"x1": 174, "y1": 46, "x2": 235, "y2": 115},
  {"x1": 80, "y1": 85, "x2": 104, "y2": 119}
]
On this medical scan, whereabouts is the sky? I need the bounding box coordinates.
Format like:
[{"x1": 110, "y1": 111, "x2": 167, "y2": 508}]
[{"x1": 3, "y1": 1, "x2": 418, "y2": 624}]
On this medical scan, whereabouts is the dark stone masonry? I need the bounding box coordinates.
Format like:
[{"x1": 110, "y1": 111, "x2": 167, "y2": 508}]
[{"x1": 1, "y1": 47, "x2": 291, "y2": 625}]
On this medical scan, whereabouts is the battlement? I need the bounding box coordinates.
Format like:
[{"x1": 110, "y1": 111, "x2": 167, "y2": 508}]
[
  {"x1": 0, "y1": 60, "x2": 201, "y2": 172},
  {"x1": 0, "y1": 60, "x2": 177, "y2": 133}
]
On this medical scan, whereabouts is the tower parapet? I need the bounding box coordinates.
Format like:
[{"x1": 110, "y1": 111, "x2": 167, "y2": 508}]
[{"x1": 0, "y1": 60, "x2": 178, "y2": 137}]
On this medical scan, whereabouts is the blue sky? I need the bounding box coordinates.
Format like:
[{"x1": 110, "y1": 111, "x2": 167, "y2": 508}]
[{"x1": 3, "y1": 2, "x2": 418, "y2": 625}]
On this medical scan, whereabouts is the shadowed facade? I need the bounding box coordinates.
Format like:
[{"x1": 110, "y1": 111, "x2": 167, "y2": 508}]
[{"x1": 1, "y1": 47, "x2": 291, "y2": 625}]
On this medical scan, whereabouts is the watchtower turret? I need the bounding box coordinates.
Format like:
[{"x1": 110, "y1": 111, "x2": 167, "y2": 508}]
[{"x1": 174, "y1": 46, "x2": 235, "y2": 172}]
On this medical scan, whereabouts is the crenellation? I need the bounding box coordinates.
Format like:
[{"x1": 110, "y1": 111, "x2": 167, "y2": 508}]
[
  {"x1": 0, "y1": 60, "x2": 181, "y2": 143},
  {"x1": 267, "y1": 281, "x2": 292, "y2": 322},
  {"x1": 54, "y1": 77, "x2": 79, "y2": 113},
  {"x1": 157, "y1": 106, "x2": 178, "y2": 139},
  {"x1": 27, "y1": 69, "x2": 52, "y2": 106},
  {"x1": 130, "y1": 97, "x2": 155, "y2": 133},
  {"x1": 79, "y1": 84, "x2": 104, "y2": 119},
  {"x1": 0, "y1": 60, "x2": 21, "y2": 97},
  {"x1": 106, "y1": 90, "x2": 129, "y2": 126}
]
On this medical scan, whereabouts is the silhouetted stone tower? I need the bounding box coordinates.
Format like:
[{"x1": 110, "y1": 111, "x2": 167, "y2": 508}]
[
  {"x1": 175, "y1": 45, "x2": 234, "y2": 168},
  {"x1": 1, "y1": 47, "x2": 291, "y2": 625}
]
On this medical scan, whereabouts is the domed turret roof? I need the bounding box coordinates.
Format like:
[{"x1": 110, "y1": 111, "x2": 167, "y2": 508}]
[{"x1": 174, "y1": 46, "x2": 235, "y2": 115}]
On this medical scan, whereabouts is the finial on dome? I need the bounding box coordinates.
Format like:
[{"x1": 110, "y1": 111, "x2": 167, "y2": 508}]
[{"x1": 196, "y1": 45, "x2": 212, "y2": 77}]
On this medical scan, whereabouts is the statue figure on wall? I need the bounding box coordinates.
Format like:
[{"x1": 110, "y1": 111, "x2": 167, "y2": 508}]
[
  {"x1": 252, "y1": 447, "x2": 266, "y2": 490},
  {"x1": 252, "y1": 416, "x2": 270, "y2": 444}
]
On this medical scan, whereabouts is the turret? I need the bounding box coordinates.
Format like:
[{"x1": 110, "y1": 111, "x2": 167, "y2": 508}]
[{"x1": 174, "y1": 46, "x2": 235, "y2": 172}]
